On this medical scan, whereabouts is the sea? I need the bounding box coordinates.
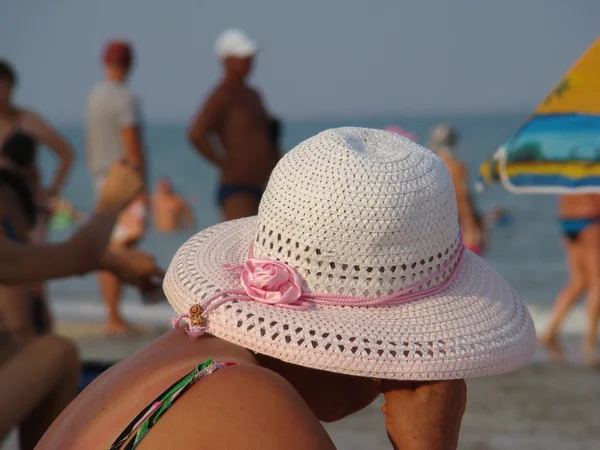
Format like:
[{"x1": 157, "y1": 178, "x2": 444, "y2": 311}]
[{"x1": 43, "y1": 112, "x2": 586, "y2": 336}]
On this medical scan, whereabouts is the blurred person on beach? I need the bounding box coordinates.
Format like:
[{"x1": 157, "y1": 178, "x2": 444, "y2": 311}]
[
  {"x1": 188, "y1": 29, "x2": 278, "y2": 221},
  {"x1": 0, "y1": 161, "x2": 163, "y2": 287},
  {"x1": 268, "y1": 116, "x2": 283, "y2": 167},
  {"x1": 86, "y1": 40, "x2": 149, "y2": 335},
  {"x1": 0, "y1": 332, "x2": 79, "y2": 450},
  {"x1": 427, "y1": 124, "x2": 487, "y2": 255},
  {"x1": 0, "y1": 163, "x2": 164, "y2": 339},
  {"x1": 540, "y1": 194, "x2": 600, "y2": 366},
  {"x1": 384, "y1": 124, "x2": 418, "y2": 142},
  {"x1": 48, "y1": 196, "x2": 85, "y2": 230},
  {"x1": 0, "y1": 162, "x2": 165, "y2": 449},
  {"x1": 485, "y1": 207, "x2": 512, "y2": 229},
  {"x1": 0, "y1": 60, "x2": 76, "y2": 335},
  {"x1": 0, "y1": 60, "x2": 75, "y2": 200},
  {"x1": 152, "y1": 177, "x2": 195, "y2": 233},
  {"x1": 0, "y1": 171, "x2": 78, "y2": 446},
  {"x1": 0, "y1": 132, "x2": 83, "y2": 332},
  {"x1": 38, "y1": 128, "x2": 535, "y2": 450},
  {"x1": 0, "y1": 133, "x2": 54, "y2": 336}
]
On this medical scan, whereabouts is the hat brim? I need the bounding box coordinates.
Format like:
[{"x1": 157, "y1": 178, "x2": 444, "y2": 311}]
[{"x1": 164, "y1": 217, "x2": 535, "y2": 380}]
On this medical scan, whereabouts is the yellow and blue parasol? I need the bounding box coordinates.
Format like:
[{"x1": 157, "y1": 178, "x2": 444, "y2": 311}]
[{"x1": 478, "y1": 37, "x2": 600, "y2": 194}]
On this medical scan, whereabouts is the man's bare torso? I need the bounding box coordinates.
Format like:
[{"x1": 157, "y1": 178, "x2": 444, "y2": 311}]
[{"x1": 215, "y1": 84, "x2": 273, "y2": 186}]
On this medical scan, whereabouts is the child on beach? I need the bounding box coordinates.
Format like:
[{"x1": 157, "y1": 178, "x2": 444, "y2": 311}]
[
  {"x1": 48, "y1": 196, "x2": 85, "y2": 230},
  {"x1": 152, "y1": 177, "x2": 195, "y2": 233},
  {"x1": 38, "y1": 128, "x2": 535, "y2": 450}
]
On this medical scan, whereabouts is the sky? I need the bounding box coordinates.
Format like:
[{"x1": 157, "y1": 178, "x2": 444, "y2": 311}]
[{"x1": 1, "y1": 0, "x2": 599, "y2": 124}]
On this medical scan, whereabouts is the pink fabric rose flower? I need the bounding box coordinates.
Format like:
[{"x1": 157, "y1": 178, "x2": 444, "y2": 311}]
[{"x1": 240, "y1": 258, "x2": 302, "y2": 304}]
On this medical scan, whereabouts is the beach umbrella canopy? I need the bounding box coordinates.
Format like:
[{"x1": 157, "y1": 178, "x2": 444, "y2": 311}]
[{"x1": 478, "y1": 36, "x2": 600, "y2": 194}]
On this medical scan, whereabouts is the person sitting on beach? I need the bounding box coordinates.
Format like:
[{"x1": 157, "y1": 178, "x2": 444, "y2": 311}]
[
  {"x1": 38, "y1": 129, "x2": 535, "y2": 450},
  {"x1": 0, "y1": 163, "x2": 164, "y2": 344},
  {"x1": 0, "y1": 162, "x2": 164, "y2": 449},
  {"x1": 152, "y1": 177, "x2": 195, "y2": 233},
  {"x1": 0, "y1": 165, "x2": 51, "y2": 343},
  {"x1": 427, "y1": 124, "x2": 486, "y2": 256},
  {"x1": 540, "y1": 194, "x2": 600, "y2": 366},
  {"x1": 188, "y1": 29, "x2": 277, "y2": 221},
  {"x1": 0, "y1": 161, "x2": 163, "y2": 287},
  {"x1": 1, "y1": 131, "x2": 56, "y2": 334},
  {"x1": 0, "y1": 331, "x2": 79, "y2": 450},
  {"x1": 0, "y1": 169, "x2": 79, "y2": 449}
]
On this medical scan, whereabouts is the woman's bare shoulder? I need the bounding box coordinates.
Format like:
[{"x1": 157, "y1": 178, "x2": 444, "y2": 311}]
[
  {"x1": 12, "y1": 107, "x2": 36, "y2": 122},
  {"x1": 143, "y1": 363, "x2": 337, "y2": 449},
  {"x1": 13, "y1": 108, "x2": 47, "y2": 133}
]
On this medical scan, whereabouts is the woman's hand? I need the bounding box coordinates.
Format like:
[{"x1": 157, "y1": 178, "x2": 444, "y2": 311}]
[{"x1": 380, "y1": 379, "x2": 467, "y2": 450}]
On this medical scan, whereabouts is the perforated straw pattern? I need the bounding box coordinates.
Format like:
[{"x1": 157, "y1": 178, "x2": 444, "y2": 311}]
[
  {"x1": 164, "y1": 128, "x2": 536, "y2": 380},
  {"x1": 254, "y1": 128, "x2": 459, "y2": 297}
]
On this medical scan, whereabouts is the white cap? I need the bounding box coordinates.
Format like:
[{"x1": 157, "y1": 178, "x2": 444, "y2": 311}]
[{"x1": 215, "y1": 29, "x2": 258, "y2": 60}]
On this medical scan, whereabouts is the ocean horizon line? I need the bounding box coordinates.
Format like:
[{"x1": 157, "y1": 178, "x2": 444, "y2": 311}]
[{"x1": 53, "y1": 109, "x2": 530, "y2": 129}]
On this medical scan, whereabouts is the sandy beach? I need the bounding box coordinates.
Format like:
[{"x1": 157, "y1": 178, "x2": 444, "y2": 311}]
[
  {"x1": 2, "y1": 324, "x2": 598, "y2": 450},
  {"x1": 325, "y1": 361, "x2": 600, "y2": 450}
]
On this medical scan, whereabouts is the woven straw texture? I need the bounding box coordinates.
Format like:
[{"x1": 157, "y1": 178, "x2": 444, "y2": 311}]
[{"x1": 164, "y1": 127, "x2": 536, "y2": 380}]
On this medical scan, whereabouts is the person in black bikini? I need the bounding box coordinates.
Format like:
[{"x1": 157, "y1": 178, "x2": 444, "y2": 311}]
[
  {"x1": 0, "y1": 163, "x2": 167, "y2": 448},
  {"x1": 0, "y1": 60, "x2": 74, "y2": 199},
  {"x1": 0, "y1": 60, "x2": 77, "y2": 335},
  {"x1": 540, "y1": 193, "x2": 600, "y2": 365},
  {"x1": 187, "y1": 29, "x2": 278, "y2": 221}
]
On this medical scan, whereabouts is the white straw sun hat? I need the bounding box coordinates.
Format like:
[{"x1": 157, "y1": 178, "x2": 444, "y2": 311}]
[{"x1": 164, "y1": 127, "x2": 535, "y2": 380}]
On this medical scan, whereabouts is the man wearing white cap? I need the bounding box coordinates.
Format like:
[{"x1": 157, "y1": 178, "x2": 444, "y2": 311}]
[{"x1": 188, "y1": 29, "x2": 279, "y2": 221}]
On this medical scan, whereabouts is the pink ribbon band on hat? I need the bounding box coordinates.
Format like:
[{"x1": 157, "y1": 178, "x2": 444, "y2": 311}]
[{"x1": 172, "y1": 235, "x2": 465, "y2": 339}]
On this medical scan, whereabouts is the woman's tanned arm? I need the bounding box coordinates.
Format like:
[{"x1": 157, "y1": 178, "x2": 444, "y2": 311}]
[{"x1": 0, "y1": 162, "x2": 143, "y2": 284}]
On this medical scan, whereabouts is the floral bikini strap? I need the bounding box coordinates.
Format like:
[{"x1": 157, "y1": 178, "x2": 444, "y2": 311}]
[{"x1": 108, "y1": 359, "x2": 237, "y2": 450}]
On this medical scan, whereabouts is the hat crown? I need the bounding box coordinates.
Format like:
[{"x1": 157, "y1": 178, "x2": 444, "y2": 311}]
[{"x1": 254, "y1": 127, "x2": 461, "y2": 297}]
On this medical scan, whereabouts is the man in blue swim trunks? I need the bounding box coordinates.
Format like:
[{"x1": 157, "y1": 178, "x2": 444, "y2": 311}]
[{"x1": 188, "y1": 29, "x2": 280, "y2": 221}]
